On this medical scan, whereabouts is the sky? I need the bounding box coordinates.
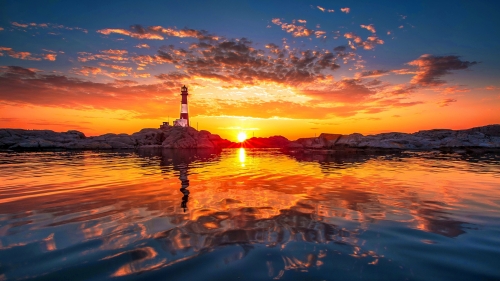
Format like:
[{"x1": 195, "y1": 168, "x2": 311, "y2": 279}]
[{"x1": 0, "y1": 0, "x2": 499, "y2": 141}]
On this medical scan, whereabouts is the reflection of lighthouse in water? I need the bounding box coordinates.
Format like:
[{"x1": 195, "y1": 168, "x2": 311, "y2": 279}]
[{"x1": 178, "y1": 163, "x2": 190, "y2": 212}]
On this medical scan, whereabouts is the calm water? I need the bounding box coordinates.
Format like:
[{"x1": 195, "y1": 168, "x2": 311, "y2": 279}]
[{"x1": 1, "y1": 148, "x2": 500, "y2": 280}]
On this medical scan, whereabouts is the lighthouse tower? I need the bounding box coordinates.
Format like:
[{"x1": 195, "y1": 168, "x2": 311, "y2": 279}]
[
  {"x1": 172, "y1": 85, "x2": 189, "y2": 127},
  {"x1": 180, "y1": 85, "x2": 189, "y2": 126}
]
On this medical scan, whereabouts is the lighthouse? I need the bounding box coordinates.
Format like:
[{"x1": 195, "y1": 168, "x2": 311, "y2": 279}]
[
  {"x1": 180, "y1": 85, "x2": 189, "y2": 126},
  {"x1": 172, "y1": 85, "x2": 190, "y2": 127}
]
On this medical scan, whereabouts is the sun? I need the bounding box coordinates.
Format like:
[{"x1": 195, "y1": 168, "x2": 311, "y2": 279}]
[{"x1": 237, "y1": 132, "x2": 247, "y2": 142}]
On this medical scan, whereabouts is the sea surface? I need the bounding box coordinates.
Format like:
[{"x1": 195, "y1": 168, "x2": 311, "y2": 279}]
[{"x1": 1, "y1": 148, "x2": 500, "y2": 280}]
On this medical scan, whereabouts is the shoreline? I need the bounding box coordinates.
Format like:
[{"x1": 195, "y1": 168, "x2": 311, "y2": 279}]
[{"x1": 1, "y1": 124, "x2": 499, "y2": 154}]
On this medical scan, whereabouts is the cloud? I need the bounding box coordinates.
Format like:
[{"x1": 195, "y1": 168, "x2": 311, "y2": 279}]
[
  {"x1": 132, "y1": 73, "x2": 150, "y2": 78},
  {"x1": 98, "y1": 62, "x2": 132, "y2": 72},
  {"x1": 135, "y1": 43, "x2": 150, "y2": 49},
  {"x1": 0, "y1": 66, "x2": 178, "y2": 119},
  {"x1": 11, "y1": 22, "x2": 87, "y2": 33},
  {"x1": 344, "y1": 33, "x2": 384, "y2": 50},
  {"x1": 75, "y1": 66, "x2": 102, "y2": 76},
  {"x1": 113, "y1": 79, "x2": 138, "y2": 85},
  {"x1": 43, "y1": 54, "x2": 57, "y2": 61},
  {"x1": 360, "y1": 24, "x2": 376, "y2": 33},
  {"x1": 440, "y1": 86, "x2": 470, "y2": 95},
  {"x1": 315, "y1": 30, "x2": 326, "y2": 38},
  {"x1": 437, "y1": 98, "x2": 457, "y2": 107},
  {"x1": 340, "y1": 7, "x2": 350, "y2": 13},
  {"x1": 301, "y1": 78, "x2": 376, "y2": 103},
  {"x1": 97, "y1": 28, "x2": 164, "y2": 40},
  {"x1": 97, "y1": 25, "x2": 218, "y2": 41},
  {"x1": 108, "y1": 71, "x2": 128, "y2": 78},
  {"x1": 154, "y1": 38, "x2": 344, "y2": 87},
  {"x1": 317, "y1": 6, "x2": 325, "y2": 12},
  {"x1": 12, "y1": 22, "x2": 29, "y2": 28},
  {"x1": 327, "y1": 9, "x2": 334, "y2": 13},
  {"x1": 297, "y1": 19, "x2": 306, "y2": 23},
  {"x1": 101, "y1": 49, "x2": 128, "y2": 55},
  {"x1": 355, "y1": 70, "x2": 390, "y2": 78},
  {"x1": 78, "y1": 50, "x2": 129, "y2": 63},
  {"x1": 0, "y1": 46, "x2": 41, "y2": 61},
  {"x1": 0, "y1": 27, "x2": 4, "y2": 31},
  {"x1": 271, "y1": 18, "x2": 313, "y2": 37},
  {"x1": 407, "y1": 54, "x2": 478, "y2": 86}
]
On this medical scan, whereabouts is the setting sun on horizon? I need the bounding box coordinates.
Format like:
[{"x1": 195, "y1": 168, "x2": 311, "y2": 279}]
[{"x1": 237, "y1": 132, "x2": 248, "y2": 143}]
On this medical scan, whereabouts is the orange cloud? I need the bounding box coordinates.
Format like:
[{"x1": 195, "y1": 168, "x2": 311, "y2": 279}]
[
  {"x1": 0, "y1": 46, "x2": 41, "y2": 61},
  {"x1": 75, "y1": 66, "x2": 102, "y2": 76},
  {"x1": 97, "y1": 28, "x2": 164, "y2": 40},
  {"x1": 135, "y1": 44, "x2": 150, "y2": 49},
  {"x1": 133, "y1": 73, "x2": 150, "y2": 78},
  {"x1": 0, "y1": 66, "x2": 178, "y2": 119},
  {"x1": 97, "y1": 25, "x2": 218, "y2": 41},
  {"x1": 315, "y1": 30, "x2": 326, "y2": 38},
  {"x1": 98, "y1": 62, "x2": 132, "y2": 72},
  {"x1": 108, "y1": 71, "x2": 128, "y2": 78},
  {"x1": 440, "y1": 86, "x2": 470, "y2": 95},
  {"x1": 297, "y1": 19, "x2": 306, "y2": 23},
  {"x1": 43, "y1": 54, "x2": 57, "y2": 61},
  {"x1": 344, "y1": 32, "x2": 384, "y2": 50},
  {"x1": 271, "y1": 18, "x2": 313, "y2": 37},
  {"x1": 360, "y1": 24, "x2": 376, "y2": 33},
  {"x1": 317, "y1": 6, "x2": 325, "y2": 12},
  {"x1": 341, "y1": 7, "x2": 350, "y2": 13}
]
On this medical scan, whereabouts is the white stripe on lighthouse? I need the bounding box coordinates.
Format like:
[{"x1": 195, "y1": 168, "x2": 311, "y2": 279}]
[{"x1": 181, "y1": 104, "x2": 188, "y2": 113}]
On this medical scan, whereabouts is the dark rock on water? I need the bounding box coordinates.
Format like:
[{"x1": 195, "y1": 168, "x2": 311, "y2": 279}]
[
  {"x1": 0, "y1": 126, "x2": 233, "y2": 150},
  {"x1": 285, "y1": 124, "x2": 500, "y2": 152},
  {"x1": 1, "y1": 124, "x2": 499, "y2": 152},
  {"x1": 239, "y1": 135, "x2": 290, "y2": 148}
]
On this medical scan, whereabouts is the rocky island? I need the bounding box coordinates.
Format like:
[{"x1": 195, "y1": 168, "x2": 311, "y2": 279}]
[
  {"x1": 1, "y1": 124, "x2": 499, "y2": 153},
  {"x1": 0, "y1": 126, "x2": 231, "y2": 150}
]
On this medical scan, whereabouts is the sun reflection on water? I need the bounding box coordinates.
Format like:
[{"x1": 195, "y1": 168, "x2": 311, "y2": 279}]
[{"x1": 238, "y1": 147, "x2": 246, "y2": 166}]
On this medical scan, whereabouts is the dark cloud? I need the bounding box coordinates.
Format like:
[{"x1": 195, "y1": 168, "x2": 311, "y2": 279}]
[
  {"x1": 408, "y1": 55, "x2": 478, "y2": 86},
  {"x1": 356, "y1": 69, "x2": 390, "y2": 78},
  {"x1": 154, "y1": 38, "x2": 343, "y2": 86}
]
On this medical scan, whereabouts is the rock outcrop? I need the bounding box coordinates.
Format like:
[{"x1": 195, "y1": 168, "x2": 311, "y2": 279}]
[
  {"x1": 2, "y1": 124, "x2": 499, "y2": 152},
  {"x1": 0, "y1": 126, "x2": 233, "y2": 150},
  {"x1": 238, "y1": 136, "x2": 290, "y2": 148},
  {"x1": 286, "y1": 125, "x2": 500, "y2": 151}
]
